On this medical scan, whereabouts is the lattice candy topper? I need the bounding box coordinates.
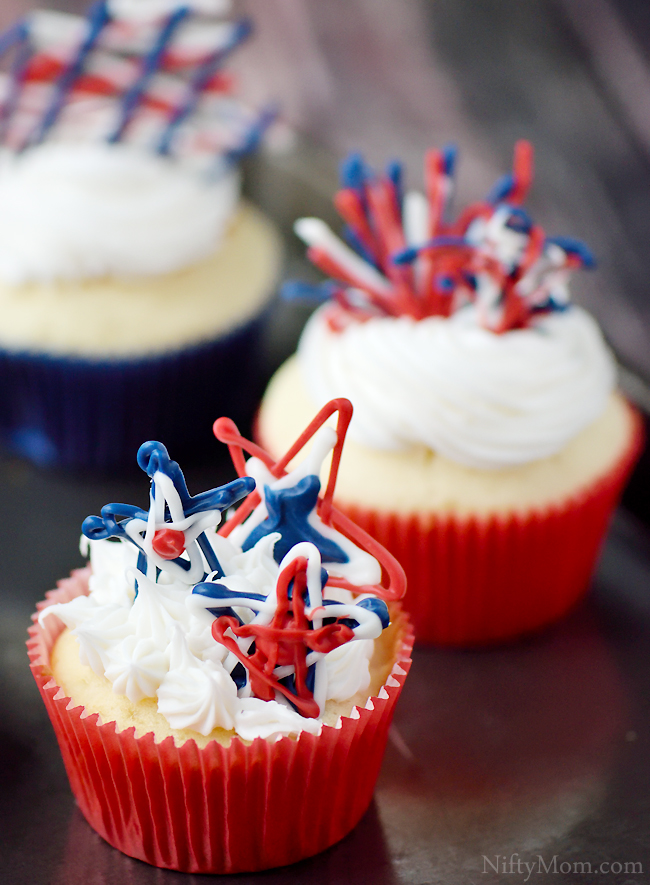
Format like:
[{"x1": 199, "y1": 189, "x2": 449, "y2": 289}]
[
  {"x1": 213, "y1": 397, "x2": 406, "y2": 602},
  {"x1": 0, "y1": 1, "x2": 274, "y2": 167},
  {"x1": 82, "y1": 440, "x2": 254, "y2": 586},
  {"x1": 191, "y1": 543, "x2": 390, "y2": 718},
  {"x1": 284, "y1": 141, "x2": 595, "y2": 333}
]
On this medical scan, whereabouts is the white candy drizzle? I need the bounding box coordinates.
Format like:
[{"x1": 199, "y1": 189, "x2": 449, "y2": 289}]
[{"x1": 107, "y1": 1, "x2": 231, "y2": 21}]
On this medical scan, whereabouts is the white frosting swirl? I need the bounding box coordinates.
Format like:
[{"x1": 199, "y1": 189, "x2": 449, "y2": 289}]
[
  {"x1": 322, "y1": 639, "x2": 372, "y2": 701},
  {"x1": 104, "y1": 635, "x2": 169, "y2": 702},
  {"x1": 234, "y1": 698, "x2": 321, "y2": 742},
  {"x1": 298, "y1": 304, "x2": 616, "y2": 469},
  {"x1": 157, "y1": 627, "x2": 238, "y2": 735},
  {"x1": 0, "y1": 141, "x2": 239, "y2": 284}
]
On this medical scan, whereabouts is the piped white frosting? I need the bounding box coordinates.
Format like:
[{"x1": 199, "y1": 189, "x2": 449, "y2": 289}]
[
  {"x1": 42, "y1": 531, "x2": 380, "y2": 741},
  {"x1": 0, "y1": 141, "x2": 239, "y2": 284},
  {"x1": 298, "y1": 304, "x2": 616, "y2": 470},
  {"x1": 157, "y1": 626, "x2": 238, "y2": 734}
]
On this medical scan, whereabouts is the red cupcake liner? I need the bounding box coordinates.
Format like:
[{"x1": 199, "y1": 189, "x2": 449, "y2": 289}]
[
  {"x1": 27, "y1": 571, "x2": 413, "y2": 874},
  {"x1": 338, "y1": 405, "x2": 644, "y2": 647}
]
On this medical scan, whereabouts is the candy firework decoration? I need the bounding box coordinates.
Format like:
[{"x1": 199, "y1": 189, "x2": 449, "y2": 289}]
[
  {"x1": 286, "y1": 140, "x2": 595, "y2": 333},
  {"x1": 195, "y1": 548, "x2": 390, "y2": 718},
  {"x1": 78, "y1": 398, "x2": 405, "y2": 719},
  {"x1": 204, "y1": 397, "x2": 404, "y2": 717},
  {"x1": 0, "y1": 0, "x2": 274, "y2": 166}
]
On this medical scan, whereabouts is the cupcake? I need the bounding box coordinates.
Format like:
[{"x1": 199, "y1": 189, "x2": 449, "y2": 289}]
[
  {"x1": 0, "y1": 1, "x2": 282, "y2": 469},
  {"x1": 28, "y1": 399, "x2": 411, "y2": 873},
  {"x1": 257, "y1": 141, "x2": 643, "y2": 646}
]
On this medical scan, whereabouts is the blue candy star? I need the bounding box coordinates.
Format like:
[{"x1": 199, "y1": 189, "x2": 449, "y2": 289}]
[
  {"x1": 82, "y1": 441, "x2": 255, "y2": 582},
  {"x1": 241, "y1": 474, "x2": 349, "y2": 565}
]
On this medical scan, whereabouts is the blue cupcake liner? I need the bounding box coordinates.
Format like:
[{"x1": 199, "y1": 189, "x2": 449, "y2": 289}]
[{"x1": 0, "y1": 306, "x2": 272, "y2": 471}]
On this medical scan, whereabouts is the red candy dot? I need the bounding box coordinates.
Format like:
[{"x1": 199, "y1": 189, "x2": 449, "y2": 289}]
[{"x1": 152, "y1": 528, "x2": 186, "y2": 560}]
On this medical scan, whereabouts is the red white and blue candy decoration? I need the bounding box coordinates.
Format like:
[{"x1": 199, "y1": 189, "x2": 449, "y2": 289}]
[
  {"x1": 284, "y1": 141, "x2": 595, "y2": 334},
  {"x1": 213, "y1": 396, "x2": 406, "y2": 602},
  {"x1": 191, "y1": 543, "x2": 390, "y2": 719},
  {"x1": 0, "y1": 1, "x2": 274, "y2": 165},
  {"x1": 198, "y1": 398, "x2": 404, "y2": 719},
  {"x1": 81, "y1": 440, "x2": 254, "y2": 586},
  {"x1": 231, "y1": 421, "x2": 356, "y2": 572}
]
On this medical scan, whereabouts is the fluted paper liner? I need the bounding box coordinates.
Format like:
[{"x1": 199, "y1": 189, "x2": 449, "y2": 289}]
[
  {"x1": 340, "y1": 405, "x2": 644, "y2": 646},
  {"x1": 28, "y1": 570, "x2": 413, "y2": 874},
  {"x1": 0, "y1": 306, "x2": 270, "y2": 470}
]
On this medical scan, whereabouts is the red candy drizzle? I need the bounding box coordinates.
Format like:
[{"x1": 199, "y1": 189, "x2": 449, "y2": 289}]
[
  {"x1": 211, "y1": 556, "x2": 355, "y2": 719},
  {"x1": 209, "y1": 398, "x2": 405, "y2": 716}
]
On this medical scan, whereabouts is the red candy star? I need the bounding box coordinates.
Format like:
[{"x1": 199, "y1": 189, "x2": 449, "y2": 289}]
[{"x1": 212, "y1": 555, "x2": 355, "y2": 718}]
